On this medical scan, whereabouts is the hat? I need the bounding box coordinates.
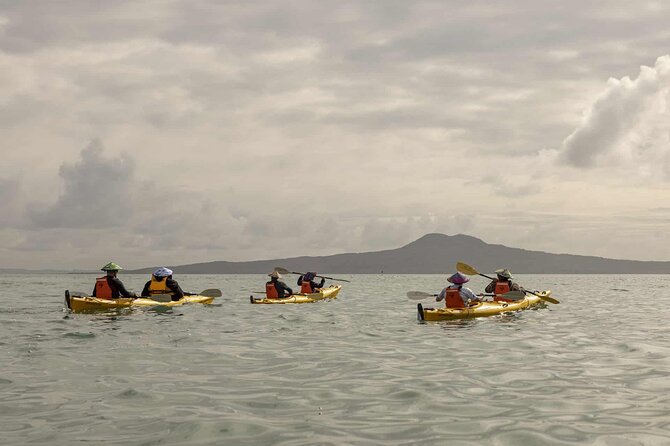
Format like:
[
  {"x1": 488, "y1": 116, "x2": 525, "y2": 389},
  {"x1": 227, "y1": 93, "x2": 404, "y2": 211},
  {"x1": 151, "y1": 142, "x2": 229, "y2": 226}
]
[
  {"x1": 268, "y1": 271, "x2": 282, "y2": 279},
  {"x1": 447, "y1": 272, "x2": 469, "y2": 284},
  {"x1": 101, "y1": 262, "x2": 123, "y2": 271},
  {"x1": 153, "y1": 267, "x2": 173, "y2": 278},
  {"x1": 495, "y1": 268, "x2": 513, "y2": 279}
]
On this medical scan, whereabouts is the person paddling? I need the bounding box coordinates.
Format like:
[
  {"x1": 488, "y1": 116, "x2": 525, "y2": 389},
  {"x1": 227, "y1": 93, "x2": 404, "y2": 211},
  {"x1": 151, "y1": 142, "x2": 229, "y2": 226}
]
[
  {"x1": 92, "y1": 262, "x2": 136, "y2": 299},
  {"x1": 297, "y1": 272, "x2": 325, "y2": 294},
  {"x1": 141, "y1": 267, "x2": 185, "y2": 301},
  {"x1": 436, "y1": 272, "x2": 480, "y2": 308},
  {"x1": 485, "y1": 268, "x2": 522, "y2": 302},
  {"x1": 266, "y1": 271, "x2": 293, "y2": 299}
]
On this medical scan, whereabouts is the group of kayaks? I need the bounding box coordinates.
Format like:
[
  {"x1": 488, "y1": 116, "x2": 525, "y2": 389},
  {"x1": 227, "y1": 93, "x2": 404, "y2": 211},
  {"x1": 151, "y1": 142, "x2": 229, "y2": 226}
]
[
  {"x1": 63, "y1": 286, "x2": 343, "y2": 312},
  {"x1": 64, "y1": 262, "x2": 557, "y2": 321}
]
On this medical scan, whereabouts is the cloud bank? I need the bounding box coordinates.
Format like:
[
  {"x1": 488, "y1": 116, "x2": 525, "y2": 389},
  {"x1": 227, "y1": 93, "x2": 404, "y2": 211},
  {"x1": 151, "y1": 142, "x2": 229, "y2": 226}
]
[{"x1": 1, "y1": 1, "x2": 670, "y2": 267}]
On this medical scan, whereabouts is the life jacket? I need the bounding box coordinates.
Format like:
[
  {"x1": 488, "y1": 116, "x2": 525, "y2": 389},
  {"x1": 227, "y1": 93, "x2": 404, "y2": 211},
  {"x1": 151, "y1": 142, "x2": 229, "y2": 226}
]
[
  {"x1": 444, "y1": 288, "x2": 466, "y2": 308},
  {"x1": 494, "y1": 281, "x2": 513, "y2": 302},
  {"x1": 148, "y1": 276, "x2": 172, "y2": 296},
  {"x1": 266, "y1": 282, "x2": 279, "y2": 299},
  {"x1": 300, "y1": 279, "x2": 314, "y2": 294},
  {"x1": 95, "y1": 276, "x2": 113, "y2": 300}
]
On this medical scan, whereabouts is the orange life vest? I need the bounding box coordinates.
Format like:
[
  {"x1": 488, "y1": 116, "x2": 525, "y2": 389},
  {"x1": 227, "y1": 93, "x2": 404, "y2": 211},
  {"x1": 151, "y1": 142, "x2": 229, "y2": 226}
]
[
  {"x1": 494, "y1": 281, "x2": 512, "y2": 302},
  {"x1": 148, "y1": 276, "x2": 171, "y2": 296},
  {"x1": 266, "y1": 282, "x2": 279, "y2": 299},
  {"x1": 300, "y1": 280, "x2": 313, "y2": 294},
  {"x1": 95, "y1": 276, "x2": 113, "y2": 299},
  {"x1": 444, "y1": 288, "x2": 466, "y2": 308}
]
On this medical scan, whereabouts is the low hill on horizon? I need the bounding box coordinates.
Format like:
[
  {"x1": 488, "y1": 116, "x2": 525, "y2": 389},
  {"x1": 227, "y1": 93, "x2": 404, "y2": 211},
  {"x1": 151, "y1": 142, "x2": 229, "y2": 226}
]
[{"x1": 127, "y1": 233, "x2": 670, "y2": 274}]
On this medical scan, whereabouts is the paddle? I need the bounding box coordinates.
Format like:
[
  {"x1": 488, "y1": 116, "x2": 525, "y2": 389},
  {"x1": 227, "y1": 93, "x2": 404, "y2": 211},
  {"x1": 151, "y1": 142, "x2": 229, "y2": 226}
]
[
  {"x1": 273, "y1": 267, "x2": 351, "y2": 283},
  {"x1": 144, "y1": 288, "x2": 222, "y2": 303},
  {"x1": 406, "y1": 290, "x2": 525, "y2": 301},
  {"x1": 456, "y1": 262, "x2": 560, "y2": 304},
  {"x1": 197, "y1": 288, "x2": 222, "y2": 298},
  {"x1": 406, "y1": 291, "x2": 438, "y2": 300},
  {"x1": 70, "y1": 290, "x2": 90, "y2": 297}
]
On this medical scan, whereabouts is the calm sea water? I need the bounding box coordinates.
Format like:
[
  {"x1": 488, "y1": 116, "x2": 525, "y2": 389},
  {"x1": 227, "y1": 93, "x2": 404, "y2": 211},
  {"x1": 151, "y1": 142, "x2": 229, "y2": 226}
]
[{"x1": 0, "y1": 273, "x2": 668, "y2": 445}]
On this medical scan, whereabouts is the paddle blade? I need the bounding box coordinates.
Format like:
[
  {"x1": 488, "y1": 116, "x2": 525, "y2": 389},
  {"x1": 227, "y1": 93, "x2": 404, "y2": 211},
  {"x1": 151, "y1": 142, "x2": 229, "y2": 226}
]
[
  {"x1": 523, "y1": 289, "x2": 559, "y2": 304},
  {"x1": 407, "y1": 291, "x2": 437, "y2": 300},
  {"x1": 70, "y1": 290, "x2": 91, "y2": 297},
  {"x1": 199, "y1": 288, "x2": 222, "y2": 298},
  {"x1": 456, "y1": 262, "x2": 478, "y2": 276},
  {"x1": 502, "y1": 290, "x2": 525, "y2": 301},
  {"x1": 149, "y1": 294, "x2": 172, "y2": 303},
  {"x1": 273, "y1": 267, "x2": 290, "y2": 275}
]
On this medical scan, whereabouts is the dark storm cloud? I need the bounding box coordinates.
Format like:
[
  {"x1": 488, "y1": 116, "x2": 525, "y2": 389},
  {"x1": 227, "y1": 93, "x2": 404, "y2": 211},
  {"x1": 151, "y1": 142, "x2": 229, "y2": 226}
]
[{"x1": 30, "y1": 140, "x2": 134, "y2": 228}]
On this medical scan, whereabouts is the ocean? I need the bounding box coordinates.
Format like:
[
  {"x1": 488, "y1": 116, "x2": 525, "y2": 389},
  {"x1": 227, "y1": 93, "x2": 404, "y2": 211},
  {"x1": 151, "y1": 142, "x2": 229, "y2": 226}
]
[{"x1": 1, "y1": 273, "x2": 668, "y2": 445}]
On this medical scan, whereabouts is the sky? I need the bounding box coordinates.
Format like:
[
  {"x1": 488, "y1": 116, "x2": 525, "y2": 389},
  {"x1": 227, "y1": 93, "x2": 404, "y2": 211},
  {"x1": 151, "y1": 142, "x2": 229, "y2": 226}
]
[{"x1": 1, "y1": 0, "x2": 670, "y2": 269}]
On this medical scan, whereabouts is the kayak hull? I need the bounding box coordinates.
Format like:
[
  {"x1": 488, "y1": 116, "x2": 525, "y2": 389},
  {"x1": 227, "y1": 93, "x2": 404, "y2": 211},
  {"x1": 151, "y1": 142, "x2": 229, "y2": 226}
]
[
  {"x1": 250, "y1": 285, "x2": 342, "y2": 304},
  {"x1": 65, "y1": 290, "x2": 215, "y2": 313},
  {"x1": 417, "y1": 291, "x2": 551, "y2": 321}
]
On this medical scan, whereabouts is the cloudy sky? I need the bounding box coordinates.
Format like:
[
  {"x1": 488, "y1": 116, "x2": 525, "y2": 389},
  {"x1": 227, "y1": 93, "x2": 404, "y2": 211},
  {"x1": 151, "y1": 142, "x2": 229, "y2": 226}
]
[{"x1": 1, "y1": 0, "x2": 670, "y2": 269}]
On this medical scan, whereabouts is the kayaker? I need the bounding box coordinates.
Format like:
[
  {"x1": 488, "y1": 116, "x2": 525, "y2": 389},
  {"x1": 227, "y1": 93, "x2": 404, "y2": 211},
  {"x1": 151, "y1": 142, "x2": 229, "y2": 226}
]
[
  {"x1": 92, "y1": 262, "x2": 136, "y2": 299},
  {"x1": 436, "y1": 272, "x2": 480, "y2": 308},
  {"x1": 141, "y1": 267, "x2": 185, "y2": 301},
  {"x1": 485, "y1": 268, "x2": 522, "y2": 301},
  {"x1": 297, "y1": 272, "x2": 325, "y2": 294},
  {"x1": 485, "y1": 268, "x2": 522, "y2": 293},
  {"x1": 266, "y1": 271, "x2": 293, "y2": 299}
]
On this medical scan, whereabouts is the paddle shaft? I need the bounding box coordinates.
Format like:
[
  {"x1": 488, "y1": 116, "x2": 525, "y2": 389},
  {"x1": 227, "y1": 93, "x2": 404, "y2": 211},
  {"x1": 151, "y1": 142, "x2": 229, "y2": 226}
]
[
  {"x1": 291, "y1": 271, "x2": 351, "y2": 283},
  {"x1": 274, "y1": 267, "x2": 351, "y2": 282}
]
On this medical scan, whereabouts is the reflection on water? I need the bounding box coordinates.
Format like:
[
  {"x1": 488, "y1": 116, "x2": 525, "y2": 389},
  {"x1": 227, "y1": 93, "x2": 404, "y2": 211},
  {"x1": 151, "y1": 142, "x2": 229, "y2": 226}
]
[{"x1": 0, "y1": 273, "x2": 668, "y2": 445}]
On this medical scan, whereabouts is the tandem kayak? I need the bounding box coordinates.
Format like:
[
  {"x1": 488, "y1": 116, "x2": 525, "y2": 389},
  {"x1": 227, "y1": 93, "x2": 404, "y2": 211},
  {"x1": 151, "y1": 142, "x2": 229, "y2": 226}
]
[
  {"x1": 417, "y1": 291, "x2": 551, "y2": 321},
  {"x1": 250, "y1": 285, "x2": 342, "y2": 304},
  {"x1": 64, "y1": 290, "x2": 217, "y2": 313}
]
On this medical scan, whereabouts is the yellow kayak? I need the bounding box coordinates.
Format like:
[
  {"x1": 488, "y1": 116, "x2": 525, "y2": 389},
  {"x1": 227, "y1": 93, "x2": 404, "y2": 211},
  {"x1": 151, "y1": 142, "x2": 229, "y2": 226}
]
[
  {"x1": 417, "y1": 291, "x2": 551, "y2": 321},
  {"x1": 250, "y1": 285, "x2": 342, "y2": 304},
  {"x1": 65, "y1": 290, "x2": 217, "y2": 313}
]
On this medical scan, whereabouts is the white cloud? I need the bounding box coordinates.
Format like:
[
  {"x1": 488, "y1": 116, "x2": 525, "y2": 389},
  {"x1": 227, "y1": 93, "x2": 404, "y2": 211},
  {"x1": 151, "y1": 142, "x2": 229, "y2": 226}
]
[{"x1": 560, "y1": 55, "x2": 670, "y2": 178}]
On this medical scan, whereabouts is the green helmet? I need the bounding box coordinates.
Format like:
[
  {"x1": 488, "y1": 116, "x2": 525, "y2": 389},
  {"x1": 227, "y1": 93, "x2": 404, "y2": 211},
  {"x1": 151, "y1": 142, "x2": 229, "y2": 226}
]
[{"x1": 101, "y1": 262, "x2": 123, "y2": 271}]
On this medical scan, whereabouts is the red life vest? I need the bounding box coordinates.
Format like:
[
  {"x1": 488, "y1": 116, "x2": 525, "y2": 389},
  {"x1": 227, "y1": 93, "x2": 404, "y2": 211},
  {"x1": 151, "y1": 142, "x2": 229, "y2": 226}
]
[
  {"x1": 444, "y1": 288, "x2": 466, "y2": 308},
  {"x1": 266, "y1": 282, "x2": 279, "y2": 299},
  {"x1": 494, "y1": 281, "x2": 512, "y2": 302},
  {"x1": 300, "y1": 280, "x2": 313, "y2": 294},
  {"x1": 95, "y1": 276, "x2": 113, "y2": 299}
]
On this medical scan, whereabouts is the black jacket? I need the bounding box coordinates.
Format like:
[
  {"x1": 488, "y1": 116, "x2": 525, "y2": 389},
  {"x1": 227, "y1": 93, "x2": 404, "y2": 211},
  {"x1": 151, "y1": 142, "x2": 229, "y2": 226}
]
[
  {"x1": 268, "y1": 279, "x2": 293, "y2": 298},
  {"x1": 297, "y1": 275, "x2": 325, "y2": 291}
]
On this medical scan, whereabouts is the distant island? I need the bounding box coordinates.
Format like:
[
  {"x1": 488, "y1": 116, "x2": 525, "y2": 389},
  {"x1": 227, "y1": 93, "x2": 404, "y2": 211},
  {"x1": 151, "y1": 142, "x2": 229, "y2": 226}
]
[{"x1": 125, "y1": 233, "x2": 670, "y2": 274}]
